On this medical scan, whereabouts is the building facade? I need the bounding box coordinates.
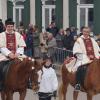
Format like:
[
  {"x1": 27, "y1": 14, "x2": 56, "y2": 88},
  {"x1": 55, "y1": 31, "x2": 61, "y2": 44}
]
[{"x1": 0, "y1": 0, "x2": 100, "y2": 34}]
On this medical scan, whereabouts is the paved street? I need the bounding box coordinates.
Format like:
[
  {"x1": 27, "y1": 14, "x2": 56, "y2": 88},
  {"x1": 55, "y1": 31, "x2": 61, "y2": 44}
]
[
  {"x1": 0, "y1": 71, "x2": 100, "y2": 100},
  {"x1": 0, "y1": 85, "x2": 100, "y2": 100}
]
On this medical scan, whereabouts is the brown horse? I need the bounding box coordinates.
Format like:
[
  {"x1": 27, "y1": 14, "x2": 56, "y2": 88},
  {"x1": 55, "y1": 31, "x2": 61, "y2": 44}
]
[
  {"x1": 0, "y1": 57, "x2": 43, "y2": 100},
  {"x1": 59, "y1": 59, "x2": 100, "y2": 100}
]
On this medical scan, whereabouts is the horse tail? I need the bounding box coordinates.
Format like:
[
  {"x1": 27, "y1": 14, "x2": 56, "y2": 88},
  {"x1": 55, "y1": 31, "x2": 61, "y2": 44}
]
[
  {"x1": 58, "y1": 83, "x2": 63, "y2": 100},
  {"x1": 58, "y1": 64, "x2": 69, "y2": 100}
]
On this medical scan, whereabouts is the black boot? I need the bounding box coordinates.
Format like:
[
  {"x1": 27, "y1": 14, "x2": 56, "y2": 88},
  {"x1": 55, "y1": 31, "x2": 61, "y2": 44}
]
[
  {"x1": 0, "y1": 82, "x2": 4, "y2": 91},
  {"x1": 74, "y1": 83, "x2": 81, "y2": 91}
]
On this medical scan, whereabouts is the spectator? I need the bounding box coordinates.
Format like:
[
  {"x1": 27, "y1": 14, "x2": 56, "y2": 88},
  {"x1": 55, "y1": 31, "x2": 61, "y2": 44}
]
[
  {"x1": 55, "y1": 29, "x2": 65, "y2": 63},
  {"x1": 46, "y1": 22, "x2": 58, "y2": 37},
  {"x1": 33, "y1": 25, "x2": 40, "y2": 58},
  {"x1": 63, "y1": 28, "x2": 74, "y2": 50},
  {"x1": 55, "y1": 28, "x2": 64, "y2": 48},
  {"x1": 70, "y1": 26, "x2": 77, "y2": 36},
  {"x1": 0, "y1": 19, "x2": 5, "y2": 33},
  {"x1": 46, "y1": 33, "x2": 57, "y2": 62},
  {"x1": 40, "y1": 31, "x2": 49, "y2": 59},
  {"x1": 25, "y1": 25, "x2": 34, "y2": 57}
]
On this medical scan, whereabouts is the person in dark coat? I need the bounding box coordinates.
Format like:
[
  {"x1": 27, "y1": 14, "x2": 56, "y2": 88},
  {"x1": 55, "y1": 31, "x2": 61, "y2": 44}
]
[
  {"x1": 0, "y1": 19, "x2": 4, "y2": 33},
  {"x1": 46, "y1": 22, "x2": 58, "y2": 37},
  {"x1": 62, "y1": 28, "x2": 75, "y2": 50}
]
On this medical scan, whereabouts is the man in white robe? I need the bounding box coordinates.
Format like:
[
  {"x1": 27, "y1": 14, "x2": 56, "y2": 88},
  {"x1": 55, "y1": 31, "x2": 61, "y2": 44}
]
[
  {"x1": 0, "y1": 18, "x2": 26, "y2": 60},
  {"x1": 73, "y1": 27, "x2": 100, "y2": 91},
  {"x1": 0, "y1": 18, "x2": 26, "y2": 90}
]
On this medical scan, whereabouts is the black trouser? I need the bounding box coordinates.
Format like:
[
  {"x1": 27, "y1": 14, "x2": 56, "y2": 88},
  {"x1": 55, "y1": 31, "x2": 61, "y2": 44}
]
[
  {"x1": 76, "y1": 66, "x2": 87, "y2": 86},
  {"x1": 38, "y1": 92, "x2": 52, "y2": 100}
]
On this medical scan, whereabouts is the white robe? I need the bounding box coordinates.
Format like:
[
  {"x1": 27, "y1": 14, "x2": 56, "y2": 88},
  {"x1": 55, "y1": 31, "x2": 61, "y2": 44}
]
[
  {"x1": 0, "y1": 31, "x2": 26, "y2": 60},
  {"x1": 72, "y1": 35, "x2": 100, "y2": 72}
]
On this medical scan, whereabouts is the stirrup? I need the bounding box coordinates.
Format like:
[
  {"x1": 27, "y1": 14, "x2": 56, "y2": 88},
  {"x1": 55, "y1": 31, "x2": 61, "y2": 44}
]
[
  {"x1": 27, "y1": 78, "x2": 32, "y2": 89},
  {"x1": 74, "y1": 84, "x2": 81, "y2": 91}
]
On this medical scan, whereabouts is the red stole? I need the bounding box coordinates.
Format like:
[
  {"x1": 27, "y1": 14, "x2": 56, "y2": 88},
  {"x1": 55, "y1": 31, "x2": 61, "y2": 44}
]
[
  {"x1": 83, "y1": 38, "x2": 95, "y2": 60},
  {"x1": 6, "y1": 33, "x2": 16, "y2": 54}
]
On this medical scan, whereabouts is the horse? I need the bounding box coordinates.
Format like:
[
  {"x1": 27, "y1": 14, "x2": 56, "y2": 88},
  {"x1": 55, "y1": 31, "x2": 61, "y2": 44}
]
[
  {"x1": 0, "y1": 57, "x2": 43, "y2": 100},
  {"x1": 59, "y1": 58, "x2": 100, "y2": 100}
]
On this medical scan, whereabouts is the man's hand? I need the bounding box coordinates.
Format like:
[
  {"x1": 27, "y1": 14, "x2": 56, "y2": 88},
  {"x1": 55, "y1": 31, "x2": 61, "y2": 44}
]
[
  {"x1": 8, "y1": 53, "x2": 15, "y2": 59},
  {"x1": 14, "y1": 53, "x2": 20, "y2": 58}
]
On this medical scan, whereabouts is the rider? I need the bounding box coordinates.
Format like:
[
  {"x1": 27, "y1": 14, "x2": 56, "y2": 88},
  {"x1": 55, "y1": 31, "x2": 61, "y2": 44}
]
[
  {"x1": 38, "y1": 55, "x2": 58, "y2": 100},
  {"x1": 73, "y1": 27, "x2": 100, "y2": 91},
  {"x1": 0, "y1": 18, "x2": 26, "y2": 90}
]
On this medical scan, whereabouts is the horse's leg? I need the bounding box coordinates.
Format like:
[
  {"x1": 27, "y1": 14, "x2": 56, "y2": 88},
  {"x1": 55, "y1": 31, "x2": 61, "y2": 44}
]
[
  {"x1": 73, "y1": 91, "x2": 79, "y2": 100},
  {"x1": 87, "y1": 93, "x2": 93, "y2": 100},
  {"x1": 1, "y1": 91, "x2": 6, "y2": 100},
  {"x1": 19, "y1": 90, "x2": 26, "y2": 100},
  {"x1": 59, "y1": 71, "x2": 69, "y2": 100},
  {"x1": 58, "y1": 82, "x2": 69, "y2": 100},
  {"x1": 6, "y1": 91, "x2": 13, "y2": 100}
]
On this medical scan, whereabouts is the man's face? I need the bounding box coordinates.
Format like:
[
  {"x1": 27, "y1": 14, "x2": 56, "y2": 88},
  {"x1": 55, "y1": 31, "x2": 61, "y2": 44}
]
[
  {"x1": 6, "y1": 24, "x2": 14, "y2": 33},
  {"x1": 82, "y1": 28, "x2": 90, "y2": 38}
]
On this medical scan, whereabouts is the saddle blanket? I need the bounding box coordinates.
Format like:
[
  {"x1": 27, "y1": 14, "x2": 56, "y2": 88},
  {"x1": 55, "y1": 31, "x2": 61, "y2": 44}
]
[
  {"x1": 64, "y1": 57, "x2": 92, "y2": 72},
  {"x1": 64, "y1": 57, "x2": 76, "y2": 72}
]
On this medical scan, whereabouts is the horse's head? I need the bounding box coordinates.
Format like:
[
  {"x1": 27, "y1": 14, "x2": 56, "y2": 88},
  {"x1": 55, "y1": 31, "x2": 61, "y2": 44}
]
[{"x1": 24, "y1": 58, "x2": 44, "y2": 91}]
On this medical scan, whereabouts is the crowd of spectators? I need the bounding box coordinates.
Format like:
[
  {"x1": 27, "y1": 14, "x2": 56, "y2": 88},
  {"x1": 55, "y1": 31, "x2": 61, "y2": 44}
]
[{"x1": 0, "y1": 19, "x2": 100, "y2": 62}]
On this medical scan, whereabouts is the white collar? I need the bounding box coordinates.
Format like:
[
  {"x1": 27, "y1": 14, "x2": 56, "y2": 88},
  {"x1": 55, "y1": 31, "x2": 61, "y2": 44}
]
[
  {"x1": 5, "y1": 30, "x2": 15, "y2": 34},
  {"x1": 81, "y1": 35, "x2": 90, "y2": 39}
]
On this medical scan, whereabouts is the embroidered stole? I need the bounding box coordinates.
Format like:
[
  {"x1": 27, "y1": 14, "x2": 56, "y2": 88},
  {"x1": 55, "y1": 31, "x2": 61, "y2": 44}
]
[
  {"x1": 83, "y1": 38, "x2": 95, "y2": 60},
  {"x1": 6, "y1": 33, "x2": 16, "y2": 54}
]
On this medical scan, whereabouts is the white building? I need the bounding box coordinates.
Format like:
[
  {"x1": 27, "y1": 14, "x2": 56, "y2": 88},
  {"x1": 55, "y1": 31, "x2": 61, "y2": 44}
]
[{"x1": 0, "y1": 0, "x2": 99, "y2": 34}]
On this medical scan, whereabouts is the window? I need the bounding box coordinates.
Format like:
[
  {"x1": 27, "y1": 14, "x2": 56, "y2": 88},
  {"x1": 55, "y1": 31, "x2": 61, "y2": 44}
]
[
  {"x1": 45, "y1": 0, "x2": 55, "y2": 5},
  {"x1": 80, "y1": 0, "x2": 93, "y2": 4},
  {"x1": 77, "y1": 0, "x2": 94, "y2": 32},
  {"x1": 42, "y1": 0, "x2": 56, "y2": 32},
  {"x1": 14, "y1": 1, "x2": 24, "y2": 27}
]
